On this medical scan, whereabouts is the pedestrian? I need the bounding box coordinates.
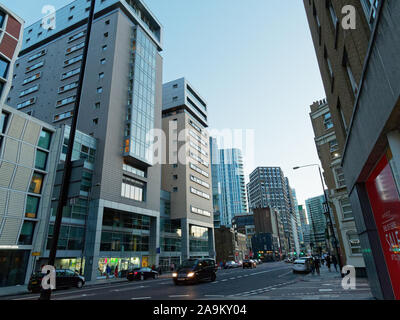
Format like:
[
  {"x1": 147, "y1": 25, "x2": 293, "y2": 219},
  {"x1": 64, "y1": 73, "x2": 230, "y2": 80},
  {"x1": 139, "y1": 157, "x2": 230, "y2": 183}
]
[
  {"x1": 332, "y1": 255, "x2": 338, "y2": 272},
  {"x1": 106, "y1": 264, "x2": 111, "y2": 279},
  {"x1": 326, "y1": 255, "x2": 331, "y2": 272},
  {"x1": 114, "y1": 265, "x2": 119, "y2": 278},
  {"x1": 314, "y1": 256, "x2": 321, "y2": 275},
  {"x1": 310, "y1": 258, "x2": 315, "y2": 275}
]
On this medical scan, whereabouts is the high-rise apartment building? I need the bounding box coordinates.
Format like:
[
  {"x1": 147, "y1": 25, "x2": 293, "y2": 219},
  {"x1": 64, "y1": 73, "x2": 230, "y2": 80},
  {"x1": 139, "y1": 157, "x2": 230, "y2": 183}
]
[
  {"x1": 0, "y1": 4, "x2": 24, "y2": 104},
  {"x1": 247, "y1": 167, "x2": 294, "y2": 252},
  {"x1": 209, "y1": 139, "x2": 248, "y2": 228},
  {"x1": 7, "y1": 0, "x2": 164, "y2": 281},
  {"x1": 161, "y1": 77, "x2": 215, "y2": 261},
  {"x1": 305, "y1": 195, "x2": 328, "y2": 253},
  {"x1": 310, "y1": 99, "x2": 365, "y2": 275}
]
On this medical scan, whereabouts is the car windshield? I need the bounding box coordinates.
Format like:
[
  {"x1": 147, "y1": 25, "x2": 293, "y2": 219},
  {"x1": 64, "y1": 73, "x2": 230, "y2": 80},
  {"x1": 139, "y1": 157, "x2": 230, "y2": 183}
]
[{"x1": 180, "y1": 259, "x2": 198, "y2": 268}]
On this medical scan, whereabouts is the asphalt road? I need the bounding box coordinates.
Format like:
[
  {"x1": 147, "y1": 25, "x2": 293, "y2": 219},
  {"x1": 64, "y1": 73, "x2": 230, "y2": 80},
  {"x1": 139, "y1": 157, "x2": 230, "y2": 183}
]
[{"x1": 5, "y1": 262, "x2": 303, "y2": 301}]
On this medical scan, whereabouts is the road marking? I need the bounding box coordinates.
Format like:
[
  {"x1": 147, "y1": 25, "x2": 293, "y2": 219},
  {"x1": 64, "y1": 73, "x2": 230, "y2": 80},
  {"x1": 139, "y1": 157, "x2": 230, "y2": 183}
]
[
  {"x1": 221, "y1": 279, "x2": 228, "y2": 282},
  {"x1": 278, "y1": 271, "x2": 292, "y2": 278},
  {"x1": 131, "y1": 297, "x2": 151, "y2": 300},
  {"x1": 169, "y1": 295, "x2": 190, "y2": 298},
  {"x1": 55, "y1": 293, "x2": 96, "y2": 300},
  {"x1": 112, "y1": 286, "x2": 147, "y2": 292},
  {"x1": 319, "y1": 289, "x2": 333, "y2": 292}
]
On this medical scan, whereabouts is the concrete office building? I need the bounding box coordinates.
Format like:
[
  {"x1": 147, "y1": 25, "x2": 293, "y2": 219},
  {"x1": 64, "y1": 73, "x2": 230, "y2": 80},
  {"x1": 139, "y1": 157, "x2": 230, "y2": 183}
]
[
  {"x1": 232, "y1": 213, "x2": 255, "y2": 253},
  {"x1": 0, "y1": 4, "x2": 24, "y2": 105},
  {"x1": 247, "y1": 167, "x2": 295, "y2": 253},
  {"x1": 214, "y1": 226, "x2": 247, "y2": 264},
  {"x1": 340, "y1": 1, "x2": 400, "y2": 300},
  {"x1": 8, "y1": 0, "x2": 164, "y2": 281},
  {"x1": 0, "y1": 104, "x2": 58, "y2": 287},
  {"x1": 310, "y1": 99, "x2": 365, "y2": 275},
  {"x1": 210, "y1": 137, "x2": 222, "y2": 228},
  {"x1": 305, "y1": 195, "x2": 328, "y2": 253},
  {"x1": 209, "y1": 139, "x2": 248, "y2": 228},
  {"x1": 162, "y1": 77, "x2": 215, "y2": 261}
]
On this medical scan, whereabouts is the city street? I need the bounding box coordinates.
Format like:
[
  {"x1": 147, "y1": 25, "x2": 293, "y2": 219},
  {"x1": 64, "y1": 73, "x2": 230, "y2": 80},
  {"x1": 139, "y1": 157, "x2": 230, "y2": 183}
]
[{"x1": 1, "y1": 262, "x2": 372, "y2": 301}]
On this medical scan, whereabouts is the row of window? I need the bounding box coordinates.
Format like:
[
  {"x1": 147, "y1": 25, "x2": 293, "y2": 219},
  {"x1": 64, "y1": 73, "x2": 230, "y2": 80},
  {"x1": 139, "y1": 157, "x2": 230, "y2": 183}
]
[
  {"x1": 189, "y1": 151, "x2": 209, "y2": 168},
  {"x1": 190, "y1": 162, "x2": 209, "y2": 178},
  {"x1": 121, "y1": 175, "x2": 146, "y2": 202}
]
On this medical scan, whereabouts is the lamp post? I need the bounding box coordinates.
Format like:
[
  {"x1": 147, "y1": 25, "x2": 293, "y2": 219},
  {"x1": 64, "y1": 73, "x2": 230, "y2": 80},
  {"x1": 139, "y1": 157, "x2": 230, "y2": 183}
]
[
  {"x1": 39, "y1": 0, "x2": 96, "y2": 300},
  {"x1": 293, "y1": 164, "x2": 343, "y2": 276}
]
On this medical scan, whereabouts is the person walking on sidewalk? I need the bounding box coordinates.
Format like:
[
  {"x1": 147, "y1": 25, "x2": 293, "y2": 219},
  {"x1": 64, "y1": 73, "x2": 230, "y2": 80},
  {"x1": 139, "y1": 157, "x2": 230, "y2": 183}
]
[
  {"x1": 314, "y1": 256, "x2": 321, "y2": 275},
  {"x1": 326, "y1": 254, "x2": 332, "y2": 272},
  {"x1": 332, "y1": 255, "x2": 338, "y2": 272},
  {"x1": 310, "y1": 257, "x2": 316, "y2": 275}
]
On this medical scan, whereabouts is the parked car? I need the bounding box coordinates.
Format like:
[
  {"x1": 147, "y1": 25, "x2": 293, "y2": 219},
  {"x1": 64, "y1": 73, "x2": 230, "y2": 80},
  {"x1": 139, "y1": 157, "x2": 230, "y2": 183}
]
[
  {"x1": 242, "y1": 259, "x2": 257, "y2": 269},
  {"x1": 28, "y1": 269, "x2": 85, "y2": 293},
  {"x1": 224, "y1": 261, "x2": 240, "y2": 269},
  {"x1": 127, "y1": 267, "x2": 159, "y2": 281},
  {"x1": 292, "y1": 258, "x2": 312, "y2": 274},
  {"x1": 173, "y1": 259, "x2": 217, "y2": 285}
]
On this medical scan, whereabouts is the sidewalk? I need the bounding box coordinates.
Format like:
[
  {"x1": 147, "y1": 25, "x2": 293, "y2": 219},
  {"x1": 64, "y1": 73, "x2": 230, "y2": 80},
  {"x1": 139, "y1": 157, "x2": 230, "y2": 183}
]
[
  {"x1": 258, "y1": 265, "x2": 375, "y2": 300},
  {"x1": 0, "y1": 272, "x2": 173, "y2": 298}
]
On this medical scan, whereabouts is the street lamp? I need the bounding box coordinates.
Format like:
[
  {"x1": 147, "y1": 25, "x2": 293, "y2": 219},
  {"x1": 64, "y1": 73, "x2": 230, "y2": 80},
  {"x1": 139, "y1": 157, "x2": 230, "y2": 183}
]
[{"x1": 293, "y1": 164, "x2": 343, "y2": 276}]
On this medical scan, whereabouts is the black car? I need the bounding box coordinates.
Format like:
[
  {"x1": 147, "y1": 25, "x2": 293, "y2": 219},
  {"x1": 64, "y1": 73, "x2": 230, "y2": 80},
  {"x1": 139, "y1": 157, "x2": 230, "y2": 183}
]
[
  {"x1": 28, "y1": 269, "x2": 85, "y2": 293},
  {"x1": 173, "y1": 259, "x2": 217, "y2": 285},
  {"x1": 127, "y1": 267, "x2": 159, "y2": 281},
  {"x1": 242, "y1": 259, "x2": 257, "y2": 269}
]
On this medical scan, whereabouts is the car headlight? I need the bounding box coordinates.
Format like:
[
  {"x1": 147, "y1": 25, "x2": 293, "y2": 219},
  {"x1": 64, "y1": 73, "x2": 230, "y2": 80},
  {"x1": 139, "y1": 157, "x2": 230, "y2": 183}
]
[
  {"x1": 187, "y1": 272, "x2": 195, "y2": 278},
  {"x1": 172, "y1": 273, "x2": 178, "y2": 278}
]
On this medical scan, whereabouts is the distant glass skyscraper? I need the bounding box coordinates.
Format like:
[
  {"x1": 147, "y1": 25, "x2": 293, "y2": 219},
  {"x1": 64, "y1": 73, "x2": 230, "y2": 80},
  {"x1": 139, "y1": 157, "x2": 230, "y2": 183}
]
[
  {"x1": 210, "y1": 139, "x2": 248, "y2": 228},
  {"x1": 305, "y1": 195, "x2": 328, "y2": 250}
]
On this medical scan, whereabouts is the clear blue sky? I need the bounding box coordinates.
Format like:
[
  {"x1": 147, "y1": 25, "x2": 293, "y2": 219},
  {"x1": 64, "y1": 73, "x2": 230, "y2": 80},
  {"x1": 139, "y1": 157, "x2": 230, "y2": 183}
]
[{"x1": 3, "y1": 0, "x2": 327, "y2": 206}]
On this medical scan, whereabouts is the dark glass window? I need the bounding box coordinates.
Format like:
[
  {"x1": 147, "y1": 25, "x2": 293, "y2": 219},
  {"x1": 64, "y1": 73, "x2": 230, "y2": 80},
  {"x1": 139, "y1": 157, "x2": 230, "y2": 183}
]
[
  {"x1": 18, "y1": 221, "x2": 36, "y2": 245},
  {"x1": 35, "y1": 150, "x2": 48, "y2": 170},
  {"x1": 0, "y1": 112, "x2": 9, "y2": 134},
  {"x1": 29, "y1": 172, "x2": 44, "y2": 194},
  {"x1": 25, "y1": 196, "x2": 40, "y2": 219},
  {"x1": 0, "y1": 10, "x2": 5, "y2": 29},
  {"x1": 0, "y1": 58, "x2": 9, "y2": 79},
  {"x1": 38, "y1": 130, "x2": 52, "y2": 150}
]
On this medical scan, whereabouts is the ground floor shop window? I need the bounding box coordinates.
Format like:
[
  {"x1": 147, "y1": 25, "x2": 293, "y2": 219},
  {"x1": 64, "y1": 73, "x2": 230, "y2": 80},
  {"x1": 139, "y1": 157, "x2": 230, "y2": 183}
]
[
  {"x1": 98, "y1": 257, "x2": 142, "y2": 278},
  {"x1": 0, "y1": 250, "x2": 30, "y2": 287}
]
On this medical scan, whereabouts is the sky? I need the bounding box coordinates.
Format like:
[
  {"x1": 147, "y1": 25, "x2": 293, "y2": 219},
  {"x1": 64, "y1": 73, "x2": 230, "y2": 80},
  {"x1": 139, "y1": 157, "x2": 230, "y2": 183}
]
[{"x1": 2, "y1": 0, "x2": 327, "y2": 206}]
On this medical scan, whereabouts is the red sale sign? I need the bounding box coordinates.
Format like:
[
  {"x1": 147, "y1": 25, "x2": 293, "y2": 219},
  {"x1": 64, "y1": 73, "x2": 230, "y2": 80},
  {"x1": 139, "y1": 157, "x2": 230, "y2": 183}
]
[{"x1": 366, "y1": 154, "x2": 400, "y2": 299}]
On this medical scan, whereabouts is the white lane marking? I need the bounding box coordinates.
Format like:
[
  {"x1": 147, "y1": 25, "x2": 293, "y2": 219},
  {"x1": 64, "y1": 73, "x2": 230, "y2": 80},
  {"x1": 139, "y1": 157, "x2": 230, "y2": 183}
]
[
  {"x1": 112, "y1": 285, "x2": 147, "y2": 292},
  {"x1": 169, "y1": 295, "x2": 189, "y2": 298},
  {"x1": 278, "y1": 271, "x2": 292, "y2": 278},
  {"x1": 54, "y1": 293, "x2": 96, "y2": 300},
  {"x1": 221, "y1": 279, "x2": 228, "y2": 282},
  {"x1": 319, "y1": 289, "x2": 333, "y2": 292},
  {"x1": 131, "y1": 297, "x2": 151, "y2": 300}
]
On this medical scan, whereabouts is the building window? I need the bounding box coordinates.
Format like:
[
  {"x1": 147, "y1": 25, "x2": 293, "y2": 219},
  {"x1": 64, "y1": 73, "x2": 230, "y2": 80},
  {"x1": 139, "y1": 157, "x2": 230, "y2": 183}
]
[
  {"x1": 100, "y1": 58, "x2": 106, "y2": 65},
  {"x1": 26, "y1": 61, "x2": 44, "y2": 73},
  {"x1": 99, "y1": 72, "x2": 104, "y2": 79},
  {"x1": 121, "y1": 176, "x2": 146, "y2": 202},
  {"x1": 35, "y1": 150, "x2": 48, "y2": 170},
  {"x1": 0, "y1": 10, "x2": 5, "y2": 29},
  {"x1": 29, "y1": 172, "x2": 45, "y2": 194},
  {"x1": 327, "y1": 0, "x2": 338, "y2": 28},
  {"x1": 68, "y1": 30, "x2": 86, "y2": 43},
  {"x1": 54, "y1": 110, "x2": 74, "y2": 122},
  {"x1": 59, "y1": 81, "x2": 78, "y2": 93},
  {"x1": 347, "y1": 231, "x2": 361, "y2": 254},
  {"x1": 97, "y1": 87, "x2": 103, "y2": 93},
  {"x1": 56, "y1": 96, "x2": 76, "y2": 108},
  {"x1": 66, "y1": 42, "x2": 84, "y2": 55},
  {"x1": 38, "y1": 129, "x2": 52, "y2": 150},
  {"x1": 61, "y1": 67, "x2": 80, "y2": 80},
  {"x1": 361, "y1": 0, "x2": 380, "y2": 27},
  {"x1": 334, "y1": 167, "x2": 346, "y2": 188},
  {"x1": 343, "y1": 49, "x2": 359, "y2": 96},
  {"x1": 64, "y1": 55, "x2": 83, "y2": 67},
  {"x1": 190, "y1": 187, "x2": 210, "y2": 200},
  {"x1": 25, "y1": 196, "x2": 40, "y2": 219},
  {"x1": 20, "y1": 85, "x2": 39, "y2": 97},
  {"x1": 23, "y1": 73, "x2": 41, "y2": 85},
  {"x1": 0, "y1": 111, "x2": 10, "y2": 134},
  {"x1": 18, "y1": 221, "x2": 36, "y2": 245},
  {"x1": 102, "y1": 45, "x2": 107, "y2": 51},
  {"x1": 0, "y1": 58, "x2": 10, "y2": 79},
  {"x1": 123, "y1": 163, "x2": 146, "y2": 178},
  {"x1": 323, "y1": 113, "x2": 334, "y2": 130},
  {"x1": 28, "y1": 50, "x2": 47, "y2": 63},
  {"x1": 340, "y1": 198, "x2": 353, "y2": 220}
]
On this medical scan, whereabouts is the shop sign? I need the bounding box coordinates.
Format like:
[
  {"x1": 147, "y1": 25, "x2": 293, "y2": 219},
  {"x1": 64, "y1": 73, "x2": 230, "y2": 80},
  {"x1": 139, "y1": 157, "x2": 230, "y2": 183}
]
[{"x1": 366, "y1": 153, "x2": 400, "y2": 299}]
